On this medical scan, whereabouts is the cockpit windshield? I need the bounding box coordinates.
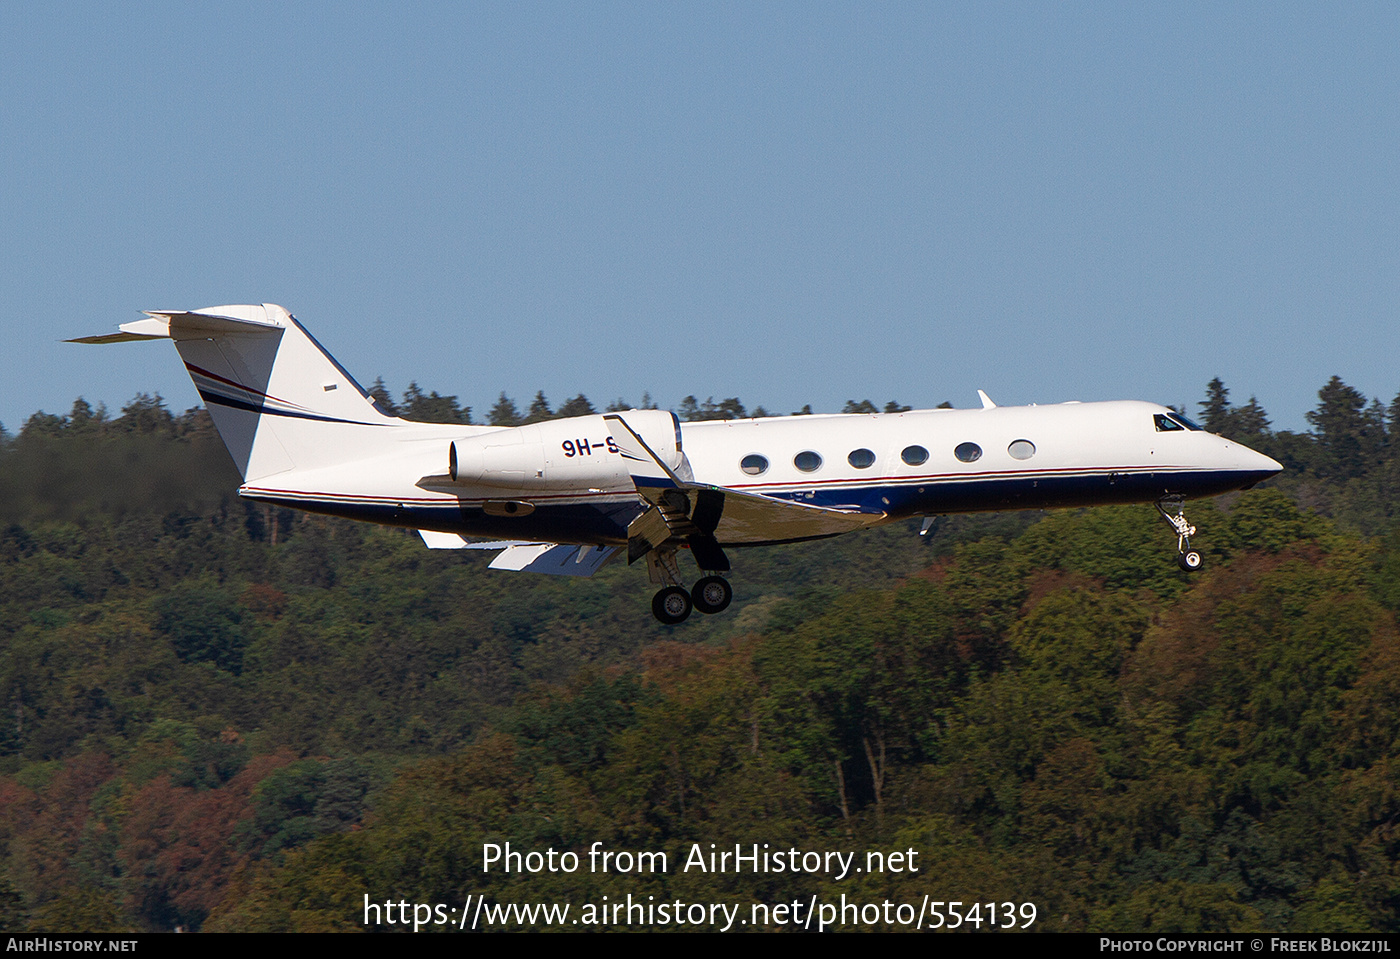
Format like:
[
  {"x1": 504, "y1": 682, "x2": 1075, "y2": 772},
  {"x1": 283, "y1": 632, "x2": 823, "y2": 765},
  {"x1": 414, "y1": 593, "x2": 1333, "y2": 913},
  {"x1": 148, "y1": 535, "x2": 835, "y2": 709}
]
[{"x1": 1154, "y1": 412, "x2": 1204, "y2": 433}]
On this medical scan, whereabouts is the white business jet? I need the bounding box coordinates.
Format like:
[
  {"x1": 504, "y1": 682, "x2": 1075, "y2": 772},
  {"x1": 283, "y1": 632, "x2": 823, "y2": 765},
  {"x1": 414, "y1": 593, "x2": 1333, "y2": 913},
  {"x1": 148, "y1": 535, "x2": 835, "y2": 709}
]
[{"x1": 73, "y1": 304, "x2": 1282, "y2": 624}]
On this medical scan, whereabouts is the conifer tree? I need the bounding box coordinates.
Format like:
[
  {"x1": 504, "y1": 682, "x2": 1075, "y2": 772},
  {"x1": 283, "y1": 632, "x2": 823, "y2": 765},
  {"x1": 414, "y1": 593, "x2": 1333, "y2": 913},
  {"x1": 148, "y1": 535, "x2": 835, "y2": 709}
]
[
  {"x1": 119, "y1": 393, "x2": 174, "y2": 434},
  {"x1": 1308, "y1": 376, "x2": 1378, "y2": 479},
  {"x1": 556, "y1": 394, "x2": 595, "y2": 419},
  {"x1": 523, "y1": 391, "x2": 553, "y2": 424},
  {"x1": 1200, "y1": 378, "x2": 1231, "y2": 433},
  {"x1": 488, "y1": 393, "x2": 521, "y2": 426},
  {"x1": 368, "y1": 377, "x2": 399, "y2": 416},
  {"x1": 400, "y1": 382, "x2": 470, "y2": 424}
]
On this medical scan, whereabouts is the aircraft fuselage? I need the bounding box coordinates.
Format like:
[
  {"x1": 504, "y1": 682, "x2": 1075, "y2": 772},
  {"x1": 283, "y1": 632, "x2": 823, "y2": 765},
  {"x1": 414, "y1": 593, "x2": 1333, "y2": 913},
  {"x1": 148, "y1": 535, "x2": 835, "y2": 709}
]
[{"x1": 239, "y1": 399, "x2": 1280, "y2": 547}]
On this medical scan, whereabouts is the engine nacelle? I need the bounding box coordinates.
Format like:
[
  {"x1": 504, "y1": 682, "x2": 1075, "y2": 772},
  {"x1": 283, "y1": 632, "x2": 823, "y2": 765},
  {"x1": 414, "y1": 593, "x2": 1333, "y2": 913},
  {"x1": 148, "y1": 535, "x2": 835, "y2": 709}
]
[{"x1": 448, "y1": 409, "x2": 684, "y2": 491}]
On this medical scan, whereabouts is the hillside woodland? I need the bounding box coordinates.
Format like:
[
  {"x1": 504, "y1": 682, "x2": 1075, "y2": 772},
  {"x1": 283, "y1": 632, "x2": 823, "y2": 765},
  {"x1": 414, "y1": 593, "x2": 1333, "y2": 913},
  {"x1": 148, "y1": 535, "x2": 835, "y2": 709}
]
[{"x1": 2, "y1": 378, "x2": 1400, "y2": 932}]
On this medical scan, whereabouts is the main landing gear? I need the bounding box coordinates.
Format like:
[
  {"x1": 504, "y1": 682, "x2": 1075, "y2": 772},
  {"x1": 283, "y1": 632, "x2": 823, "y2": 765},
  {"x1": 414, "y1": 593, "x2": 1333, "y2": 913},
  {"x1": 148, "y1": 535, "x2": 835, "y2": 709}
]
[
  {"x1": 1155, "y1": 496, "x2": 1203, "y2": 572},
  {"x1": 646, "y1": 549, "x2": 733, "y2": 624}
]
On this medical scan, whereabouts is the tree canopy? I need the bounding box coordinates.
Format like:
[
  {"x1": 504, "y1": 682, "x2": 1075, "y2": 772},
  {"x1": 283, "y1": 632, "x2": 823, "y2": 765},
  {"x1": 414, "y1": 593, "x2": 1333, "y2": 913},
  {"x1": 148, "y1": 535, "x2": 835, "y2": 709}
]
[{"x1": 3, "y1": 375, "x2": 1400, "y2": 932}]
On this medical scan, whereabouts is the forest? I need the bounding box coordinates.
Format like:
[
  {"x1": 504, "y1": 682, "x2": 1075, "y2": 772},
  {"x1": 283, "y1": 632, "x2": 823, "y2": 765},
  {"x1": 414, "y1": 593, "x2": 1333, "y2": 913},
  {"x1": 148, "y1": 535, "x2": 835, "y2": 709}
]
[{"x1": 2, "y1": 375, "x2": 1400, "y2": 932}]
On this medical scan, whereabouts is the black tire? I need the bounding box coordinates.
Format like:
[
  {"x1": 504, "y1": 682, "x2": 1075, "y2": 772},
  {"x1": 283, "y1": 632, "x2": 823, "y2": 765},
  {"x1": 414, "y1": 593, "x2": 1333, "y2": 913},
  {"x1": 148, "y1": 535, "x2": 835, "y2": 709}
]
[
  {"x1": 652, "y1": 586, "x2": 693, "y2": 624},
  {"x1": 1177, "y1": 550, "x2": 1203, "y2": 572},
  {"x1": 691, "y1": 575, "x2": 733, "y2": 614}
]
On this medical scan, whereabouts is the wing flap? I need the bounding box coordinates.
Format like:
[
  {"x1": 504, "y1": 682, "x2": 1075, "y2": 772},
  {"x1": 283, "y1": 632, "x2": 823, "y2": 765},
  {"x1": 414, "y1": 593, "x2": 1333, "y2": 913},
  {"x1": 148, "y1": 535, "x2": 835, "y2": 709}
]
[{"x1": 699, "y1": 485, "x2": 880, "y2": 542}]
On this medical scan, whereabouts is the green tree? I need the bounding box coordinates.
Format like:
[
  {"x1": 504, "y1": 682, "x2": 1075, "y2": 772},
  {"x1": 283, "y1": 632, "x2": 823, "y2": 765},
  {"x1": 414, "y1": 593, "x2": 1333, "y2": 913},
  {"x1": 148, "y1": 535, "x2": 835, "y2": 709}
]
[
  {"x1": 556, "y1": 394, "x2": 595, "y2": 418},
  {"x1": 154, "y1": 584, "x2": 250, "y2": 675},
  {"x1": 1307, "y1": 376, "x2": 1380, "y2": 479},
  {"x1": 117, "y1": 394, "x2": 174, "y2": 435},
  {"x1": 1200, "y1": 377, "x2": 1231, "y2": 432},
  {"x1": 66, "y1": 399, "x2": 105, "y2": 434},
  {"x1": 399, "y1": 383, "x2": 470, "y2": 424},
  {"x1": 523, "y1": 391, "x2": 553, "y2": 424},
  {"x1": 680, "y1": 396, "x2": 746, "y2": 421},
  {"x1": 21, "y1": 411, "x2": 66, "y2": 437},
  {"x1": 1232, "y1": 396, "x2": 1271, "y2": 437},
  {"x1": 367, "y1": 377, "x2": 398, "y2": 416},
  {"x1": 709, "y1": 397, "x2": 746, "y2": 420},
  {"x1": 488, "y1": 393, "x2": 521, "y2": 426}
]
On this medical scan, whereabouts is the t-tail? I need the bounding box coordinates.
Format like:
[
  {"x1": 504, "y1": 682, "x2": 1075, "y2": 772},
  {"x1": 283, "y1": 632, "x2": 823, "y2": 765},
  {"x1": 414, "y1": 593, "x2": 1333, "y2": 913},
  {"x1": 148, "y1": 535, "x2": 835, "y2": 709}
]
[{"x1": 69, "y1": 304, "x2": 405, "y2": 482}]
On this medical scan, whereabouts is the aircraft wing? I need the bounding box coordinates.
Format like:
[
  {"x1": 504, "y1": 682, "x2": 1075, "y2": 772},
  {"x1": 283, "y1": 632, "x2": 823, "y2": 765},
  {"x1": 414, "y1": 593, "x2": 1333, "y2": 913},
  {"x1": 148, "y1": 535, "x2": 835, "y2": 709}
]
[
  {"x1": 679, "y1": 483, "x2": 880, "y2": 541},
  {"x1": 416, "y1": 529, "x2": 617, "y2": 577},
  {"x1": 603, "y1": 414, "x2": 883, "y2": 562}
]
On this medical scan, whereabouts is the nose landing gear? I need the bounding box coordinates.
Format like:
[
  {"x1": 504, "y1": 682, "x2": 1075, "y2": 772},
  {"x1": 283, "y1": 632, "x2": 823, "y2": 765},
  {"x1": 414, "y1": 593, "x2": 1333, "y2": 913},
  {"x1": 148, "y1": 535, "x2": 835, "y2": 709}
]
[{"x1": 1156, "y1": 496, "x2": 1203, "y2": 572}]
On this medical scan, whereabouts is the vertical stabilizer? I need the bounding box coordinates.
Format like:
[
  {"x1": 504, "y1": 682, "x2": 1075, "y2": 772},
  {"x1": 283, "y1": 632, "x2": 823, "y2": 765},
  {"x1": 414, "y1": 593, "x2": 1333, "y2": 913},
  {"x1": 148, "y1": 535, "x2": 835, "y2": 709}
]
[{"x1": 74, "y1": 304, "x2": 403, "y2": 481}]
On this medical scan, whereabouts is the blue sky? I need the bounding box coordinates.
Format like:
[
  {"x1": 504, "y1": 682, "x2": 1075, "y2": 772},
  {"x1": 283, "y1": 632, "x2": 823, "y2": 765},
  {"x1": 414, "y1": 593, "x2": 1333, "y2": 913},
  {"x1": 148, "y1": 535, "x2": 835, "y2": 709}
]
[{"x1": 2, "y1": 2, "x2": 1396, "y2": 435}]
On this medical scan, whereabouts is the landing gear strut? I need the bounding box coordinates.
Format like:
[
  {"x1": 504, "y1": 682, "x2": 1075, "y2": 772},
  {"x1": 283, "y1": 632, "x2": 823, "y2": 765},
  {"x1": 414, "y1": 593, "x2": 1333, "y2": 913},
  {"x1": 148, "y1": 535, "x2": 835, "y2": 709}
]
[
  {"x1": 1156, "y1": 496, "x2": 1203, "y2": 572},
  {"x1": 646, "y1": 548, "x2": 734, "y2": 623}
]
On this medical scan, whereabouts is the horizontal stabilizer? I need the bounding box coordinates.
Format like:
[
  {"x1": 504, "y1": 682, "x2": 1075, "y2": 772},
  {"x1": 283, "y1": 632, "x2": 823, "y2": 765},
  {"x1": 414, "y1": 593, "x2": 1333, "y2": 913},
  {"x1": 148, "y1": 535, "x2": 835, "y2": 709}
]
[
  {"x1": 417, "y1": 530, "x2": 544, "y2": 551},
  {"x1": 65, "y1": 329, "x2": 167, "y2": 345},
  {"x1": 418, "y1": 530, "x2": 469, "y2": 549},
  {"x1": 145, "y1": 309, "x2": 284, "y2": 338},
  {"x1": 488, "y1": 543, "x2": 618, "y2": 577},
  {"x1": 68, "y1": 309, "x2": 284, "y2": 345},
  {"x1": 416, "y1": 530, "x2": 617, "y2": 576}
]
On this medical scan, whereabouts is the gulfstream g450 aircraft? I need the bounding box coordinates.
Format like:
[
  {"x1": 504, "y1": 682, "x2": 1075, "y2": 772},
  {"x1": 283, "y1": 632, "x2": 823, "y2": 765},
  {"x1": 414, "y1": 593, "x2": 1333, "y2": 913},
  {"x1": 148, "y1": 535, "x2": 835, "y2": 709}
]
[{"x1": 73, "y1": 304, "x2": 1283, "y2": 624}]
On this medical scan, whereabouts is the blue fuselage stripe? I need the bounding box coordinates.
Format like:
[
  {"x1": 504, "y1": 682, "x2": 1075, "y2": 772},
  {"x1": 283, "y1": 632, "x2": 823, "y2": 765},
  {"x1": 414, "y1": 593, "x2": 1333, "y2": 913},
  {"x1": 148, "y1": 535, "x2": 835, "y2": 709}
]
[{"x1": 243, "y1": 467, "x2": 1275, "y2": 546}]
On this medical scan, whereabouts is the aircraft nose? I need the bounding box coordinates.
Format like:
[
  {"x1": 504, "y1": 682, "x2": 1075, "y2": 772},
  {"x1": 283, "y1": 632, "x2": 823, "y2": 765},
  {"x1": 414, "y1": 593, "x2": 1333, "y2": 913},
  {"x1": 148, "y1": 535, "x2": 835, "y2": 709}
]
[{"x1": 1236, "y1": 444, "x2": 1283, "y2": 485}]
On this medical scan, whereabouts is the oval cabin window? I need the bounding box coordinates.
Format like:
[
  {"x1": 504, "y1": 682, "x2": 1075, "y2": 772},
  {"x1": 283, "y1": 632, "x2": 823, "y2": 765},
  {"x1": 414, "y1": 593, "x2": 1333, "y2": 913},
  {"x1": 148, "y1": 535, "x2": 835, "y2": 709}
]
[
  {"x1": 740, "y1": 454, "x2": 769, "y2": 476},
  {"x1": 954, "y1": 442, "x2": 982, "y2": 463},
  {"x1": 901, "y1": 445, "x2": 929, "y2": 466}
]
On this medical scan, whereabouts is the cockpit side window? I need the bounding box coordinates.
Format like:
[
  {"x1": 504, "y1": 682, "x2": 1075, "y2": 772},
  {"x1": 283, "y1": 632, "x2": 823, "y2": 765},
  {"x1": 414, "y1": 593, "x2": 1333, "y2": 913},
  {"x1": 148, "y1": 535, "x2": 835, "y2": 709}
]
[{"x1": 1154, "y1": 413, "x2": 1202, "y2": 432}]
